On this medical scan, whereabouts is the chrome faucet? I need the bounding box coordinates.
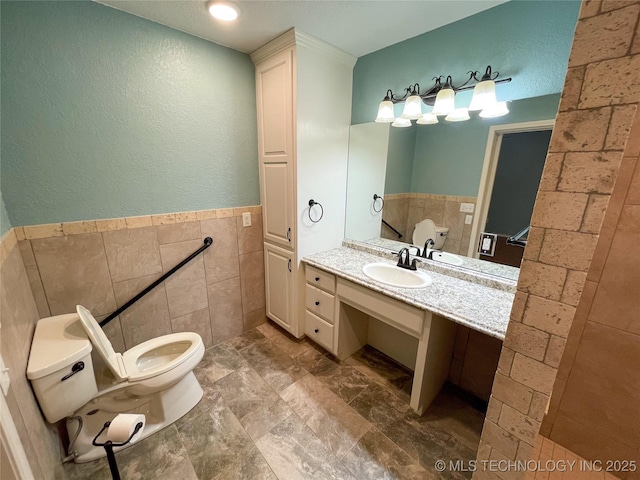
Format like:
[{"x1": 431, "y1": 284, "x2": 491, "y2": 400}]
[
  {"x1": 421, "y1": 239, "x2": 436, "y2": 259},
  {"x1": 396, "y1": 247, "x2": 418, "y2": 270}
]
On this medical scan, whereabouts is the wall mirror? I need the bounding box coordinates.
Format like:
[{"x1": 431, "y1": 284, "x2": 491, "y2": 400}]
[{"x1": 344, "y1": 97, "x2": 558, "y2": 281}]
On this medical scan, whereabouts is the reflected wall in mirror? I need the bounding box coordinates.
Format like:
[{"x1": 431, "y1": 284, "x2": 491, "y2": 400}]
[{"x1": 345, "y1": 0, "x2": 581, "y2": 278}]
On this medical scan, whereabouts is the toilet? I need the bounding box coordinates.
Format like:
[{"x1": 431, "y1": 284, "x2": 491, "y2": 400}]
[
  {"x1": 27, "y1": 305, "x2": 205, "y2": 463},
  {"x1": 412, "y1": 218, "x2": 449, "y2": 250}
]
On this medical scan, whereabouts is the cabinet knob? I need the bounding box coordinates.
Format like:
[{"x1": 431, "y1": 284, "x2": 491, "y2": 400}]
[
  {"x1": 314, "y1": 329, "x2": 319, "y2": 334},
  {"x1": 315, "y1": 277, "x2": 320, "y2": 282},
  {"x1": 315, "y1": 301, "x2": 320, "y2": 306}
]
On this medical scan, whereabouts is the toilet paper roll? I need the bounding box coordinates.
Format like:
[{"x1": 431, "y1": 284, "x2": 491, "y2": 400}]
[{"x1": 107, "y1": 414, "x2": 146, "y2": 443}]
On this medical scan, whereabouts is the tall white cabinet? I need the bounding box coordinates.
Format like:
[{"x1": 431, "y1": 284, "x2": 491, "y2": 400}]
[{"x1": 251, "y1": 29, "x2": 355, "y2": 337}]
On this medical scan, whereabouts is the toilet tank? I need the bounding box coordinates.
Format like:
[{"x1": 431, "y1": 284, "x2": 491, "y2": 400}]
[{"x1": 27, "y1": 313, "x2": 98, "y2": 423}]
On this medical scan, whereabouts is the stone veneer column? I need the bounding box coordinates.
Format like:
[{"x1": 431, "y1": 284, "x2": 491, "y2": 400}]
[{"x1": 474, "y1": 1, "x2": 640, "y2": 478}]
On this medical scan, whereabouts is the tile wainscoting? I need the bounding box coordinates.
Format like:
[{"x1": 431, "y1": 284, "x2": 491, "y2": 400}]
[
  {"x1": 13, "y1": 205, "x2": 266, "y2": 352},
  {"x1": 381, "y1": 193, "x2": 477, "y2": 256}
]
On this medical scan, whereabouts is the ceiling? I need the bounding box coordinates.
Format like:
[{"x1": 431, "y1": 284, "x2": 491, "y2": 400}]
[{"x1": 95, "y1": 0, "x2": 508, "y2": 58}]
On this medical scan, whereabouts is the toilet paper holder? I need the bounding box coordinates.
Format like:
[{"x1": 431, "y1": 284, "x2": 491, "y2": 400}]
[{"x1": 92, "y1": 420, "x2": 144, "y2": 480}]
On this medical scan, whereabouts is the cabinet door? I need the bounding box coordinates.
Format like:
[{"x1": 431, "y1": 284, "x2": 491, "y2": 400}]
[
  {"x1": 264, "y1": 243, "x2": 295, "y2": 334},
  {"x1": 261, "y1": 161, "x2": 294, "y2": 248},
  {"x1": 256, "y1": 49, "x2": 296, "y2": 249}
]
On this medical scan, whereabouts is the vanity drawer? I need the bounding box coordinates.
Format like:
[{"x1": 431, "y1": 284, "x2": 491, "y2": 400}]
[
  {"x1": 305, "y1": 265, "x2": 336, "y2": 294},
  {"x1": 305, "y1": 284, "x2": 335, "y2": 324},
  {"x1": 304, "y1": 311, "x2": 334, "y2": 351}
]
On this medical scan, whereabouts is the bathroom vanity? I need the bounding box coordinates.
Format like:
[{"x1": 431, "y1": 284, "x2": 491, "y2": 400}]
[{"x1": 302, "y1": 241, "x2": 515, "y2": 414}]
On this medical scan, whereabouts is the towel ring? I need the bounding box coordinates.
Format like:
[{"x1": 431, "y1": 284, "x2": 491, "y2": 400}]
[
  {"x1": 373, "y1": 194, "x2": 384, "y2": 213},
  {"x1": 308, "y1": 199, "x2": 324, "y2": 223}
]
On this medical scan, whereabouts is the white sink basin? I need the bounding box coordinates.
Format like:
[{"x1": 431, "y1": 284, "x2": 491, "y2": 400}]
[
  {"x1": 362, "y1": 262, "x2": 432, "y2": 289},
  {"x1": 429, "y1": 251, "x2": 464, "y2": 266}
]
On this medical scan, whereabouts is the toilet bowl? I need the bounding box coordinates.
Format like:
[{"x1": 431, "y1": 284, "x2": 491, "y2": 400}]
[
  {"x1": 412, "y1": 218, "x2": 449, "y2": 250},
  {"x1": 27, "y1": 305, "x2": 205, "y2": 463}
]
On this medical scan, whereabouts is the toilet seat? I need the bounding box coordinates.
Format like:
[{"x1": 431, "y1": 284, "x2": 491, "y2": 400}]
[
  {"x1": 76, "y1": 305, "x2": 203, "y2": 384},
  {"x1": 412, "y1": 219, "x2": 437, "y2": 246}
]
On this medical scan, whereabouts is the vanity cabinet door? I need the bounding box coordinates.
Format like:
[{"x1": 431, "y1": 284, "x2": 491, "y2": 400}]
[{"x1": 264, "y1": 242, "x2": 295, "y2": 334}]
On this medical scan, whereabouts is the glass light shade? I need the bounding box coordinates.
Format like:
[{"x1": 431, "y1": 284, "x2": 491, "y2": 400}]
[
  {"x1": 207, "y1": 1, "x2": 240, "y2": 21},
  {"x1": 391, "y1": 117, "x2": 412, "y2": 128},
  {"x1": 468, "y1": 80, "x2": 497, "y2": 111},
  {"x1": 375, "y1": 100, "x2": 395, "y2": 123},
  {"x1": 432, "y1": 88, "x2": 455, "y2": 116},
  {"x1": 480, "y1": 101, "x2": 509, "y2": 118},
  {"x1": 445, "y1": 108, "x2": 470, "y2": 122},
  {"x1": 401, "y1": 95, "x2": 423, "y2": 120},
  {"x1": 416, "y1": 112, "x2": 438, "y2": 125}
]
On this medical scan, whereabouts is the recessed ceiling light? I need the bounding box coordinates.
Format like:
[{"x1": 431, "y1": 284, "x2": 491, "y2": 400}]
[{"x1": 207, "y1": 1, "x2": 240, "y2": 22}]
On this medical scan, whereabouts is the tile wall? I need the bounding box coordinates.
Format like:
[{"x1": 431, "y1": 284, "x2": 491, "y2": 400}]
[
  {"x1": 475, "y1": 1, "x2": 640, "y2": 478},
  {"x1": 0, "y1": 229, "x2": 68, "y2": 479},
  {"x1": 15, "y1": 206, "x2": 266, "y2": 352},
  {"x1": 381, "y1": 193, "x2": 477, "y2": 256}
]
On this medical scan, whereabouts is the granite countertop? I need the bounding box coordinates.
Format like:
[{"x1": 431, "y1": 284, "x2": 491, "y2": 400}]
[{"x1": 302, "y1": 247, "x2": 514, "y2": 340}]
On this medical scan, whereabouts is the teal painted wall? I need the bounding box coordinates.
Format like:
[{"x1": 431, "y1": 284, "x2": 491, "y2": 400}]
[
  {"x1": 384, "y1": 126, "x2": 416, "y2": 194},
  {"x1": 1, "y1": 1, "x2": 258, "y2": 226},
  {"x1": 411, "y1": 94, "x2": 560, "y2": 196},
  {"x1": 351, "y1": 0, "x2": 580, "y2": 125}
]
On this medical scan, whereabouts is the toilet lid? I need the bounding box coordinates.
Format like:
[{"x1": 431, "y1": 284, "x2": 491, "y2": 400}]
[
  {"x1": 413, "y1": 219, "x2": 437, "y2": 246},
  {"x1": 76, "y1": 305, "x2": 125, "y2": 380}
]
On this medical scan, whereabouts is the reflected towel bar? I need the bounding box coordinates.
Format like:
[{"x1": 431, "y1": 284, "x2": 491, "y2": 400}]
[
  {"x1": 99, "y1": 237, "x2": 214, "y2": 328},
  {"x1": 382, "y1": 219, "x2": 403, "y2": 239},
  {"x1": 506, "y1": 226, "x2": 529, "y2": 248}
]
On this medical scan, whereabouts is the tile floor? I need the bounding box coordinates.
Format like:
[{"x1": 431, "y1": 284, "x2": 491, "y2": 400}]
[{"x1": 64, "y1": 321, "x2": 485, "y2": 480}]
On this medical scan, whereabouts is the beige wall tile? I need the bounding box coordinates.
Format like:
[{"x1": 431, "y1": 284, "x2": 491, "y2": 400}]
[
  {"x1": 530, "y1": 191, "x2": 589, "y2": 231},
  {"x1": 492, "y1": 372, "x2": 534, "y2": 415},
  {"x1": 4, "y1": 389, "x2": 44, "y2": 479},
  {"x1": 628, "y1": 158, "x2": 640, "y2": 205},
  {"x1": 538, "y1": 153, "x2": 564, "y2": 192},
  {"x1": 538, "y1": 230, "x2": 597, "y2": 271},
  {"x1": 95, "y1": 218, "x2": 127, "y2": 232},
  {"x1": 486, "y1": 396, "x2": 503, "y2": 424},
  {"x1": 559, "y1": 68, "x2": 585, "y2": 112},
  {"x1": 25, "y1": 265, "x2": 51, "y2": 319},
  {"x1": 102, "y1": 226, "x2": 162, "y2": 283},
  {"x1": 239, "y1": 250, "x2": 266, "y2": 315},
  {"x1": 196, "y1": 209, "x2": 217, "y2": 220},
  {"x1": 528, "y1": 392, "x2": 550, "y2": 423},
  {"x1": 244, "y1": 307, "x2": 267, "y2": 331},
  {"x1": 442, "y1": 199, "x2": 465, "y2": 241},
  {"x1": 156, "y1": 221, "x2": 201, "y2": 245},
  {"x1": 32, "y1": 233, "x2": 117, "y2": 316},
  {"x1": 549, "y1": 108, "x2": 611, "y2": 152},
  {"x1": 18, "y1": 240, "x2": 36, "y2": 267},
  {"x1": 421, "y1": 197, "x2": 446, "y2": 226},
  {"x1": 175, "y1": 211, "x2": 197, "y2": 223},
  {"x1": 579, "y1": 0, "x2": 601, "y2": 19},
  {"x1": 481, "y1": 421, "x2": 520, "y2": 459},
  {"x1": 207, "y1": 276, "x2": 243, "y2": 345},
  {"x1": 160, "y1": 240, "x2": 209, "y2": 319},
  {"x1": 601, "y1": 0, "x2": 639, "y2": 13},
  {"x1": 560, "y1": 269, "x2": 587, "y2": 307},
  {"x1": 216, "y1": 208, "x2": 234, "y2": 218},
  {"x1": 558, "y1": 322, "x2": 640, "y2": 446},
  {"x1": 497, "y1": 347, "x2": 516, "y2": 376},
  {"x1": 580, "y1": 55, "x2": 640, "y2": 108},
  {"x1": 605, "y1": 105, "x2": 638, "y2": 150},
  {"x1": 588, "y1": 205, "x2": 640, "y2": 334},
  {"x1": 62, "y1": 220, "x2": 97, "y2": 236},
  {"x1": 569, "y1": 5, "x2": 639, "y2": 67},
  {"x1": 24, "y1": 223, "x2": 63, "y2": 239},
  {"x1": 237, "y1": 214, "x2": 263, "y2": 255},
  {"x1": 112, "y1": 273, "x2": 172, "y2": 349},
  {"x1": 518, "y1": 261, "x2": 567, "y2": 301},
  {"x1": 522, "y1": 295, "x2": 576, "y2": 337},
  {"x1": 14, "y1": 226, "x2": 25, "y2": 241},
  {"x1": 510, "y1": 353, "x2": 557, "y2": 393},
  {"x1": 125, "y1": 215, "x2": 153, "y2": 229},
  {"x1": 625, "y1": 103, "x2": 640, "y2": 157},
  {"x1": 559, "y1": 152, "x2": 623, "y2": 194},
  {"x1": 581, "y1": 194, "x2": 609, "y2": 233},
  {"x1": 200, "y1": 217, "x2": 240, "y2": 284},
  {"x1": 504, "y1": 322, "x2": 550, "y2": 362},
  {"x1": 151, "y1": 213, "x2": 176, "y2": 225},
  {"x1": 498, "y1": 403, "x2": 541, "y2": 447},
  {"x1": 522, "y1": 227, "x2": 545, "y2": 262},
  {"x1": 171, "y1": 307, "x2": 213, "y2": 348},
  {"x1": 544, "y1": 336, "x2": 566, "y2": 368}
]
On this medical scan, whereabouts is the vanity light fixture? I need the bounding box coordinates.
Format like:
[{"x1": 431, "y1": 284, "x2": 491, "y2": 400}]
[
  {"x1": 374, "y1": 65, "x2": 511, "y2": 127},
  {"x1": 207, "y1": 0, "x2": 240, "y2": 21}
]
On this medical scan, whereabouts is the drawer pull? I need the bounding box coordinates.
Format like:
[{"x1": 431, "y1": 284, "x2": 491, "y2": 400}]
[
  {"x1": 314, "y1": 329, "x2": 319, "y2": 333},
  {"x1": 315, "y1": 301, "x2": 320, "y2": 306}
]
